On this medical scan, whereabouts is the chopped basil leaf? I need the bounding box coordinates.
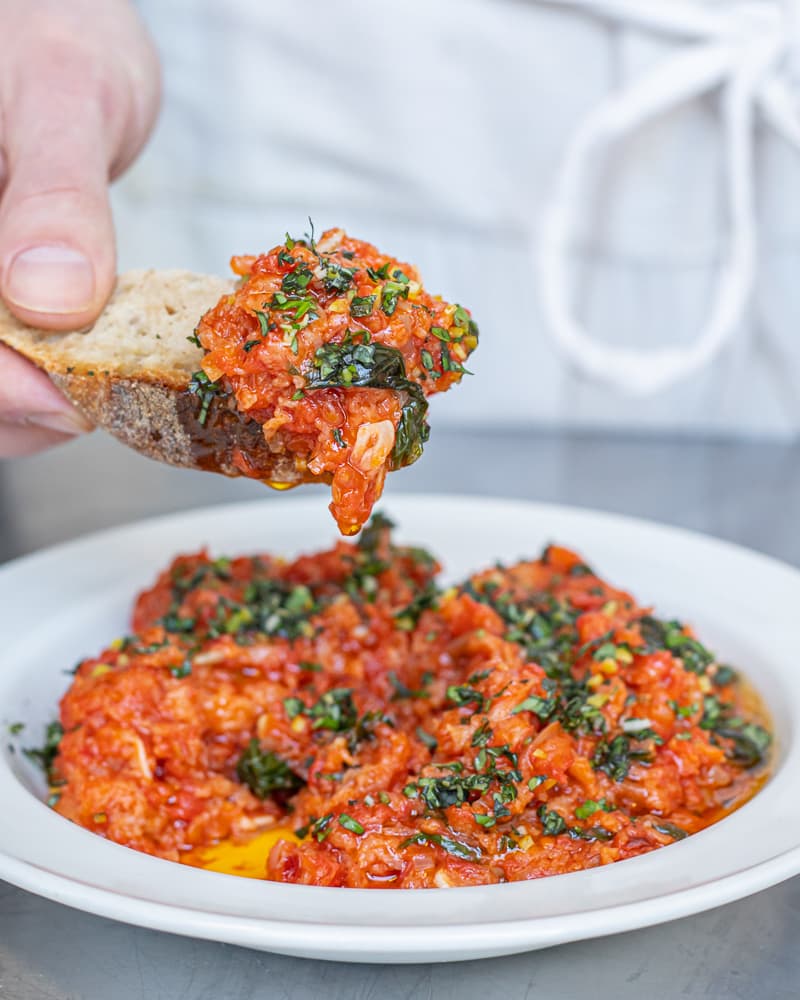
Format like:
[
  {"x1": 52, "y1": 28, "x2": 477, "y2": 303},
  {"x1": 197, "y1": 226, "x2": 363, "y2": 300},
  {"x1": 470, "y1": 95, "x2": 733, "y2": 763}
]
[
  {"x1": 306, "y1": 688, "x2": 358, "y2": 732},
  {"x1": 593, "y1": 642, "x2": 619, "y2": 662},
  {"x1": 281, "y1": 265, "x2": 312, "y2": 294},
  {"x1": 393, "y1": 583, "x2": 440, "y2": 631},
  {"x1": 471, "y1": 721, "x2": 492, "y2": 748},
  {"x1": 416, "y1": 726, "x2": 438, "y2": 752},
  {"x1": 311, "y1": 814, "x2": 333, "y2": 841},
  {"x1": 575, "y1": 798, "x2": 612, "y2": 820},
  {"x1": 339, "y1": 813, "x2": 365, "y2": 835},
  {"x1": 452, "y1": 304, "x2": 479, "y2": 340},
  {"x1": 537, "y1": 804, "x2": 567, "y2": 836},
  {"x1": 713, "y1": 664, "x2": 739, "y2": 687},
  {"x1": 511, "y1": 694, "x2": 555, "y2": 719},
  {"x1": 715, "y1": 720, "x2": 771, "y2": 768},
  {"x1": 283, "y1": 696, "x2": 304, "y2": 720},
  {"x1": 320, "y1": 260, "x2": 356, "y2": 293},
  {"x1": 701, "y1": 695, "x2": 771, "y2": 767},
  {"x1": 299, "y1": 660, "x2": 323, "y2": 673},
  {"x1": 203, "y1": 580, "x2": 318, "y2": 642},
  {"x1": 591, "y1": 733, "x2": 655, "y2": 781},
  {"x1": 188, "y1": 370, "x2": 227, "y2": 425},
  {"x1": 446, "y1": 685, "x2": 485, "y2": 711},
  {"x1": 638, "y1": 616, "x2": 714, "y2": 674},
  {"x1": 653, "y1": 821, "x2": 688, "y2": 840},
  {"x1": 380, "y1": 278, "x2": 409, "y2": 316},
  {"x1": 409, "y1": 772, "x2": 492, "y2": 810},
  {"x1": 254, "y1": 310, "x2": 270, "y2": 336},
  {"x1": 389, "y1": 671, "x2": 432, "y2": 700},
  {"x1": 24, "y1": 720, "x2": 64, "y2": 783},
  {"x1": 400, "y1": 831, "x2": 481, "y2": 860},
  {"x1": 305, "y1": 342, "x2": 429, "y2": 469},
  {"x1": 170, "y1": 659, "x2": 192, "y2": 679},
  {"x1": 366, "y1": 263, "x2": 390, "y2": 281},
  {"x1": 350, "y1": 295, "x2": 376, "y2": 317},
  {"x1": 236, "y1": 739, "x2": 304, "y2": 798}
]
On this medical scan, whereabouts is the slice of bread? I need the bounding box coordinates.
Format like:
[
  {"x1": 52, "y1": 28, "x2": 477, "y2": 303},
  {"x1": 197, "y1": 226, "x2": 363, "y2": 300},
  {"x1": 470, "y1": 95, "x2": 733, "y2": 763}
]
[
  {"x1": 0, "y1": 269, "x2": 305, "y2": 483},
  {"x1": 0, "y1": 269, "x2": 232, "y2": 386}
]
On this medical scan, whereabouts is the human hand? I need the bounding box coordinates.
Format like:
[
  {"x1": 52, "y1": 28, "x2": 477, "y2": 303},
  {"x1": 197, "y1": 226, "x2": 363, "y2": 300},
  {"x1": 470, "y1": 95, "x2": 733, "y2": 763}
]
[{"x1": 0, "y1": 0, "x2": 160, "y2": 455}]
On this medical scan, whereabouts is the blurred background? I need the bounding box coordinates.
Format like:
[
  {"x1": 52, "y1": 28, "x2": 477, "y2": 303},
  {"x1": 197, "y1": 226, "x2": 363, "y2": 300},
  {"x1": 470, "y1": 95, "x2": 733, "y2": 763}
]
[
  {"x1": 110, "y1": 0, "x2": 800, "y2": 436},
  {"x1": 4, "y1": 0, "x2": 800, "y2": 561},
  {"x1": 3, "y1": 426, "x2": 800, "y2": 567}
]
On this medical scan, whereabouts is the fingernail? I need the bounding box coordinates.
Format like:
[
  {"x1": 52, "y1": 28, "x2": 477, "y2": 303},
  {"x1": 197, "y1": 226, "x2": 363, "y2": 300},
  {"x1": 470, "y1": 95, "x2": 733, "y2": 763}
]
[
  {"x1": 22, "y1": 410, "x2": 93, "y2": 435},
  {"x1": 5, "y1": 246, "x2": 95, "y2": 314}
]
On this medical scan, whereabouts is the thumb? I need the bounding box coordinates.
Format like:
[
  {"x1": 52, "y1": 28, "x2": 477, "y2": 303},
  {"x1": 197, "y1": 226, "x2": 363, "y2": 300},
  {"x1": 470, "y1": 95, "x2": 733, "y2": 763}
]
[{"x1": 0, "y1": 52, "x2": 118, "y2": 330}]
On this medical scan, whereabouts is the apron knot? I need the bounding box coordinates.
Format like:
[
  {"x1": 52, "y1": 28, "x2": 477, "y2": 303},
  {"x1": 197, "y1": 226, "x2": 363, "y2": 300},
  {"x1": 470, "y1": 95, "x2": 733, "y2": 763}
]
[{"x1": 536, "y1": 0, "x2": 800, "y2": 394}]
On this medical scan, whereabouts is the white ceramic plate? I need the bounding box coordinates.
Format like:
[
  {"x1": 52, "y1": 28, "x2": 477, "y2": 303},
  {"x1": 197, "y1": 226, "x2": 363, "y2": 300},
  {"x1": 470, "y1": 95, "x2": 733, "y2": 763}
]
[{"x1": 1, "y1": 495, "x2": 799, "y2": 964}]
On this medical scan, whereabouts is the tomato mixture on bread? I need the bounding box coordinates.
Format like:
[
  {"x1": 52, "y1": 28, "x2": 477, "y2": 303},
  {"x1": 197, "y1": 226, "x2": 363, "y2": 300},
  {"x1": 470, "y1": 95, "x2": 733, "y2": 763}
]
[
  {"x1": 192, "y1": 229, "x2": 478, "y2": 534},
  {"x1": 40, "y1": 516, "x2": 770, "y2": 888}
]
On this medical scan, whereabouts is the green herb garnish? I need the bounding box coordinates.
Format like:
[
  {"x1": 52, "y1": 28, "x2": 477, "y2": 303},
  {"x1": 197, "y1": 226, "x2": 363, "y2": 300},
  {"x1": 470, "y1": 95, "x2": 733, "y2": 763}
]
[
  {"x1": 236, "y1": 740, "x2": 304, "y2": 798},
  {"x1": 400, "y1": 831, "x2": 481, "y2": 860},
  {"x1": 170, "y1": 659, "x2": 192, "y2": 679},
  {"x1": 537, "y1": 805, "x2": 567, "y2": 836},
  {"x1": 24, "y1": 720, "x2": 64, "y2": 783},
  {"x1": 591, "y1": 733, "x2": 655, "y2": 781},
  {"x1": 254, "y1": 310, "x2": 270, "y2": 336},
  {"x1": 305, "y1": 342, "x2": 429, "y2": 468},
  {"x1": 350, "y1": 295, "x2": 376, "y2": 317},
  {"x1": 416, "y1": 726, "x2": 438, "y2": 752},
  {"x1": 320, "y1": 260, "x2": 356, "y2": 293},
  {"x1": 188, "y1": 370, "x2": 226, "y2": 425},
  {"x1": 339, "y1": 814, "x2": 365, "y2": 835},
  {"x1": 306, "y1": 688, "x2": 358, "y2": 732},
  {"x1": 638, "y1": 616, "x2": 714, "y2": 674},
  {"x1": 653, "y1": 821, "x2": 688, "y2": 840},
  {"x1": 446, "y1": 685, "x2": 485, "y2": 711},
  {"x1": 512, "y1": 693, "x2": 556, "y2": 719},
  {"x1": 574, "y1": 798, "x2": 612, "y2": 820},
  {"x1": 389, "y1": 671, "x2": 433, "y2": 700}
]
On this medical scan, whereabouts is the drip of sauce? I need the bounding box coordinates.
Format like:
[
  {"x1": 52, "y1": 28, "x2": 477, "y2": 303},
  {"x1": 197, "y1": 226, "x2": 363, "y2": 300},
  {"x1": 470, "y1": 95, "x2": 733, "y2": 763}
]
[
  {"x1": 264, "y1": 480, "x2": 298, "y2": 491},
  {"x1": 181, "y1": 826, "x2": 296, "y2": 879}
]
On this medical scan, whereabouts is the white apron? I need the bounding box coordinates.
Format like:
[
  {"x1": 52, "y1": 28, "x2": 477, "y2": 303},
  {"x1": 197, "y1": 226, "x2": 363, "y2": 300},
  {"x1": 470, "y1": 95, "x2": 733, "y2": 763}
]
[{"x1": 114, "y1": 0, "x2": 800, "y2": 437}]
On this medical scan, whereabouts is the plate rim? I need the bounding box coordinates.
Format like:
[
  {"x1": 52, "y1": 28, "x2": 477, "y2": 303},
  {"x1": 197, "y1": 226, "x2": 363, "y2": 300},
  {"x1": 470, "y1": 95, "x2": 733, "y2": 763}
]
[
  {"x1": 2, "y1": 491, "x2": 799, "y2": 583},
  {"x1": 3, "y1": 835, "x2": 798, "y2": 962}
]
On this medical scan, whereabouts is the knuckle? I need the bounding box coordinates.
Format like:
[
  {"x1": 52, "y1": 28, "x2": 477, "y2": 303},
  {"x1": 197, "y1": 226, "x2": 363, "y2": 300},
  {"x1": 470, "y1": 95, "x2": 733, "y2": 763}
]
[{"x1": 4, "y1": 184, "x2": 106, "y2": 219}]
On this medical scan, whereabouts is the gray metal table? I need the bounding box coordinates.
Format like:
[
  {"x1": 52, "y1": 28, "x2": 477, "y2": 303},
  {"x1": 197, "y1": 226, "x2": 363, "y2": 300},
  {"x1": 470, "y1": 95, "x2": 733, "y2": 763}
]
[{"x1": 1, "y1": 428, "x2": 799, "y2": 999}]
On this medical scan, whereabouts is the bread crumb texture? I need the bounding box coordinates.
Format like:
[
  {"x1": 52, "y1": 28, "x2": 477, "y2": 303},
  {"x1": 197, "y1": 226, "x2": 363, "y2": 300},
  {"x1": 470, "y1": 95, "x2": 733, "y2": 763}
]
[{"x1": 0, "y1": 270, "x2": 233, "y2": 387}]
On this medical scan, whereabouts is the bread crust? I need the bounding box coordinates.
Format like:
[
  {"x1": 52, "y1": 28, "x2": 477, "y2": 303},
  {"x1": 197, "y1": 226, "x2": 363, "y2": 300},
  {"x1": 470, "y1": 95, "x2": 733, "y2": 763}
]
[{"x1": 49, "y1": 371, "x2": 306, "y2": 483}]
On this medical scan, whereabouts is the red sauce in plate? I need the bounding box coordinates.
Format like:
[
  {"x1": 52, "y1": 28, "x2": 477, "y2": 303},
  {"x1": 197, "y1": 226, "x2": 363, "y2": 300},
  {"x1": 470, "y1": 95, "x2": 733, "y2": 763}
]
[{"x1": 50, "y1": 518, "x2": 770, "y2": 888}]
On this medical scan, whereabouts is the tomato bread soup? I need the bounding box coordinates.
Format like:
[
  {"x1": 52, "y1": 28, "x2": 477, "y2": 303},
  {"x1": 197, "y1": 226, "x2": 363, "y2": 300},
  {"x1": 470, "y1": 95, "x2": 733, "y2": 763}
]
[
  {"x1": 191, "y1": 229, "x2": 478, "y2": 534},
  {"x1": 38, "y1": 516, "x2": 770, "y2": 889}
]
